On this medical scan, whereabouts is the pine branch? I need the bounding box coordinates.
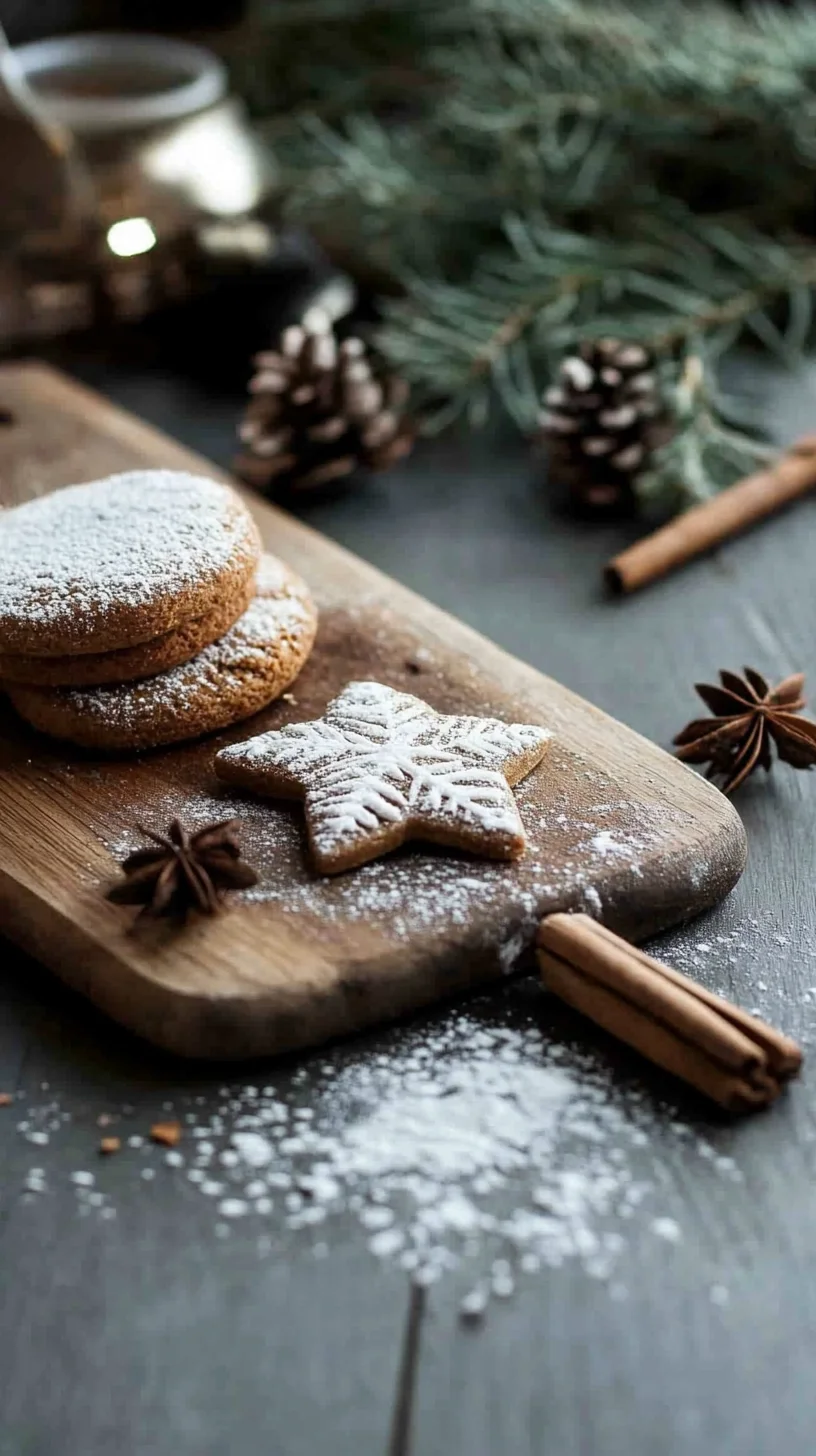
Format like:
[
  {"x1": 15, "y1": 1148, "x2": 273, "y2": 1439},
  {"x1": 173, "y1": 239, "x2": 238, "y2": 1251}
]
[
  {"x1": 245, "y1": 0, "x2": 816, "y2": 514},
  {"x1": 635, "y1": 353, "x2": 775, "y2": 516},
  {"x1": 238, "y1": 0, "x2": 431, "y2": 118},
  {"x1": 376, "y1": 208, "x2": 816, "y2": 428}
]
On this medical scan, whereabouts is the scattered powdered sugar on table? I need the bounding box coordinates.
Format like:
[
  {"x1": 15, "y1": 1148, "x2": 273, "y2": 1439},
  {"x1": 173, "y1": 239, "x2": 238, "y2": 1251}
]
[
  {"x1": 649, "y1": 910, "x2": 816, "y2": 1041},
  {"x1": 10, "y1": 993, "x2": 746, "y2": 1315}
]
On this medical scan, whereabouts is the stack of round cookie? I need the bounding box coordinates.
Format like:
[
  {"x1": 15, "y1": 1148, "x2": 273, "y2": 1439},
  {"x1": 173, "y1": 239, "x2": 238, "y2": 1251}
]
[{"x1": 0, "y1": 470, "x2": 317, "y2": 751}]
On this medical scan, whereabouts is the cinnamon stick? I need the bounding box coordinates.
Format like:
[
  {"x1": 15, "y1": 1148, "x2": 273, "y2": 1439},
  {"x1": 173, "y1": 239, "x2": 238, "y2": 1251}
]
[
  {"x1": 537, "y1": 913, "x2": 802, "y2": 1112},
  {"x1": 605, "y1": 437, "x2": 816, "y2": 595}
]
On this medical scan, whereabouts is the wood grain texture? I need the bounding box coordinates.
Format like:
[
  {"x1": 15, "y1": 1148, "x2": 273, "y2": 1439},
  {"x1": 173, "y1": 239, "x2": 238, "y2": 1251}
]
[{"x1": 0, "y1": 363, "x2": 746, "y2": 1059}]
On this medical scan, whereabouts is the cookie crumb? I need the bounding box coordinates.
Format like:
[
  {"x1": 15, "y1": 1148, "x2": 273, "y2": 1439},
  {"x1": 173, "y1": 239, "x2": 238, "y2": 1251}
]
[
  {"x1": 99, "y1": 1136, "x2": 121, "y2": 1155},
  {"x1": 0, "y1": 1093, "x2": 13, "y2": 1107},
  {"x1": 151, "y1": 1120, "x2": 182, "y2": 1148}
]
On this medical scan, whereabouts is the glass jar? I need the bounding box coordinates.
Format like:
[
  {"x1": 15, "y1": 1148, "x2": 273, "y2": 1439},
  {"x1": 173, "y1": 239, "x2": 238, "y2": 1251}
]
[{"x1": 1, "y1": 30, "x2": 277, "y2": 340}]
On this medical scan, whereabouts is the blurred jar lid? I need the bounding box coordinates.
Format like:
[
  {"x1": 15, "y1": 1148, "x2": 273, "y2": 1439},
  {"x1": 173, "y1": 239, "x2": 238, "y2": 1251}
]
[{"x1": 9, "y1": 31, "x2": 227, "y2": 134}]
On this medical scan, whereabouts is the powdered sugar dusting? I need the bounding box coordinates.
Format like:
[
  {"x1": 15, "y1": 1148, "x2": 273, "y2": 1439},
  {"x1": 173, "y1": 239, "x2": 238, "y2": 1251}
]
[
  {"x1": 648, "y1": 912, "x2": 816, "y2": 1041},
  {"x1": 9, "y1": 992, "x2": 747, "y2": 1311},
  {"x1": 108, "y1": 781, "x2": 689, "y2": 959},
  {"x1": 41, "y1": 557, "x2": 313, "y2": 734},
  {"x1": 216, "y1": 680, "x2": 551, "y2": 868},
  {"x1": 0, "y1": 470, "x2": 256, "y2": 650}
]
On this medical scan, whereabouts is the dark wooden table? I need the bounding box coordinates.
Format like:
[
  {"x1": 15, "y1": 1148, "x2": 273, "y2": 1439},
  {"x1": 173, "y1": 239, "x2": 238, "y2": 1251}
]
[{"x1": 2, "y1": 324, "x2": 815, "y2": 1456}]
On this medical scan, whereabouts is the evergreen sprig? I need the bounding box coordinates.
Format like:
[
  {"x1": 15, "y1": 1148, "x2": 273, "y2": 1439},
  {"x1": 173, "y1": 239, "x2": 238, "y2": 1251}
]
[{"x1": 243, "y1": 0, "x2": 816, "y2": 514}]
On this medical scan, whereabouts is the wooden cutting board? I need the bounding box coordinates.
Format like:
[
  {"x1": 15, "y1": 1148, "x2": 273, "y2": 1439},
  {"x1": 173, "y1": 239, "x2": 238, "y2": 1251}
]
[{"x1": 0, "y1": 362, "x2": 746, "y2": 1060}]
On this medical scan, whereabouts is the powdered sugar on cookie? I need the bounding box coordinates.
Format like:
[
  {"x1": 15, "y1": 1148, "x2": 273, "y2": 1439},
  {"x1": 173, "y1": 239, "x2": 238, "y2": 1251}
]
[
  {"x1": 0, "y1": 470, "x2": 260, "y2": 655},
  {"x1": 217, "y1": 680, "x2": 551, "y2": 872},
  {"x1": 8, "y1": 556, "x2": 317, "y2": 751}
]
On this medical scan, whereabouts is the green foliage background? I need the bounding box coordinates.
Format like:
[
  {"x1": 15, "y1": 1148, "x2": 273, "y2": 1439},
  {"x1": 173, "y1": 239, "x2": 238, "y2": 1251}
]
[{"x1": 238, "y1": 0, "x2": 816, "y2": 512}]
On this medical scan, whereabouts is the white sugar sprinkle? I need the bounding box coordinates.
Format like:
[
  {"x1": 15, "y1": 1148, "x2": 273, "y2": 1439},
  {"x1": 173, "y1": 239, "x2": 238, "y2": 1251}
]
[
  {"x1": 52, "y1": 556, "x2": 311, "y2": 736},
  {"x1": 460, "y1": 1287, "x2": 489, "y2": 1322},
  {"x1": 0, "y1": 471, "x2": 256, "y2": 650},
  {"x1": 218, "y1": 1198, "x2": 250, "y2": 1218},
  {"x1": 13, "y1": 992, "x2": 752, "y2": 1314},
  {"x1": 108, "y1": 780, "x2": 685, "y2": 963},
  {"x1": 651, "y1": 1216, "x2": 682, "y2": 1243},
  {"x1": 231, "y1": 1131, "x2": 275, "y2": 1167}
]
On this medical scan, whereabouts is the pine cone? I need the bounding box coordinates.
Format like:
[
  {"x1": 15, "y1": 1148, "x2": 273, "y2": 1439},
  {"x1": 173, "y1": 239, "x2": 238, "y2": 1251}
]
[
  {"x1": 539, "y1": 340, "x2": 668, "y2": 515},
  {"x1": 236, "y1": 314, "x2": 414, "y2": 496}
]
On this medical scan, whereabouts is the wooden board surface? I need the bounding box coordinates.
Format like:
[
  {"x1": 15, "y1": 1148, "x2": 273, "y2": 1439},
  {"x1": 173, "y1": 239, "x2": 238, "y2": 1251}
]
[{"x1": 0, "y1": 362, "x2": 747, "y2": 1059}]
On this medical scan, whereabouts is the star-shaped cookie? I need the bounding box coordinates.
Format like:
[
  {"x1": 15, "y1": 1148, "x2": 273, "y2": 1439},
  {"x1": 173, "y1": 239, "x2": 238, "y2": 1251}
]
[{"x1": 216, "y1": 679, "x2": 552, "y2": 874}]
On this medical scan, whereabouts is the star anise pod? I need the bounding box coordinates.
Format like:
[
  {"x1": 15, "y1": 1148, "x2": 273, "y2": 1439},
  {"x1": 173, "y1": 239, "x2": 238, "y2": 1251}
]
[
  {"x1": 107, "y1": 818, "x2": 258, "y2": 920},
  {"x1": 674, "y1": 668, "x2": 816, "y2": 795}
]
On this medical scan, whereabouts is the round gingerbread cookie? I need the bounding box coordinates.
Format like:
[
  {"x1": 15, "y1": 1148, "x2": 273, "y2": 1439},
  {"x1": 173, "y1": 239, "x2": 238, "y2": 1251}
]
[
  {"x1": 8, "y1": 555, "x2": 317, "y2": 752},
  {"x1": 0, "y1": 568, "x2": 256, "y2": 687},
  {"x1": 0, "y1": 470, "x2": 261, "y2": 657}
]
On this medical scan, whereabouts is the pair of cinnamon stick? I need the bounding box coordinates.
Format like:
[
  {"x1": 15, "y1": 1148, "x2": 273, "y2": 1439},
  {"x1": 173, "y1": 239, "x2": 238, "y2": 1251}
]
[
  {"x1": 607, "y1": 436, "x2": 816, "y2": 594},
  {"x1": 538, "y1": 913, "x2": 802, "y2": 1112}
]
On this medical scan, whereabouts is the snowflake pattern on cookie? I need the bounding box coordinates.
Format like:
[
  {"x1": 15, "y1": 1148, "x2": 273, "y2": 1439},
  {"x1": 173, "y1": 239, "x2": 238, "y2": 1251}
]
[{"x1": 216, "y1": 680, "x2": 552, "y2": 873}]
